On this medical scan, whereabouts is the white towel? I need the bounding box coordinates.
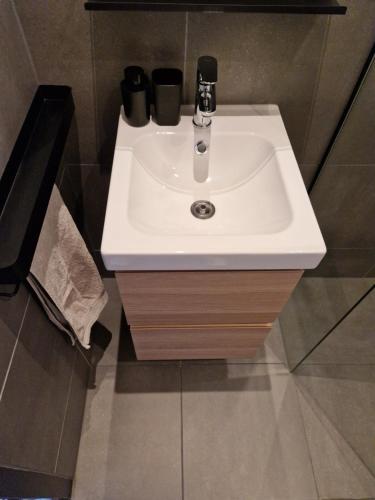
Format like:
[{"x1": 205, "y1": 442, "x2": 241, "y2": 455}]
[{"x1": 27, "y1": 185, "x2": 108, "y2": 349}]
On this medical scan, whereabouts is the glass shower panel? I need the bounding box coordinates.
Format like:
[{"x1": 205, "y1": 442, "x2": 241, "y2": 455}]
[
  {"x1": 294, "y1": 287, "x2": 375, "y2": 497},
  {"x1": 280, "y1": 49, "x2": 375, "y2": 370}
]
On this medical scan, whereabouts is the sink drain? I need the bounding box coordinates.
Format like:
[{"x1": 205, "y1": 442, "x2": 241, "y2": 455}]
[
  {"x1": 195, "y1": 140, "x2": 208, "y2": 155},
  {"x1": 191, "y1": 200, "x2": 215, "y2": 219}
]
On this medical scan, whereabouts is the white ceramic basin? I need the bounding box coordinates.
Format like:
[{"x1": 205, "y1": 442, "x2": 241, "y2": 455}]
[{"x1": 101, "y1": 105, "x2": 326, "y2": 270}]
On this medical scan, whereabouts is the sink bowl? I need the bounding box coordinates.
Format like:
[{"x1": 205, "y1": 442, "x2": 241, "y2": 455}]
[{"x1": 101, "y1": 105, "x2": 326, "y2": 270}]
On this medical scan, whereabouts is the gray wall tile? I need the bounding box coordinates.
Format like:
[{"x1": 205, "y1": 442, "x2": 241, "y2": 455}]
[
  {"x1": 298, "y1": 163, "x2": 318, "y2": 187},
  {"x1": 306, "y1": 248, "x2": 375, "y2": 277},
  {"x1": 15, "y1": 0, "x2": 97, "y2": 164},
  {"x1": 185, "y1": 13, "x2": 328, "y2": 163},
  {"x1": 73, "y1": 365, "x2": 182, "y2": 500},
  {"x1": 303, "y1": 0, "x2": 375, "y2": 172},
  {"x1": 309, "y1": 49, "x2": 375, "y2": 276},
  {"x1": 0, "y1": 297, "x2": 75, "y2": 473},
  {"x1": 62, "y1": 163, "x2": 111, "y2": 251},
  {"x1": 311, "y1": 164, "x2": 375, "y2": 249},
  {"x1": 92, "y1": 11, "x2": 186, "y2": 164},
  {"x1": 327, "y1": 56, "x2": 375, "y2": 166},
  {"x1": 306, "y1": 288, "x2": 375, "y2": 364},
  {"x1": 279, "y1": 277, "x2": 374, "y2": 368},
  {"x1": 0, "y1": 0, "x2": 38, "y2": 178}
]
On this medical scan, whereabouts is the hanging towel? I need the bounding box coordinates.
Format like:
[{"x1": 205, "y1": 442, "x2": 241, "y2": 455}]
[{"x1": 27, "y1": 185, "x2": 108, "y2": 349}]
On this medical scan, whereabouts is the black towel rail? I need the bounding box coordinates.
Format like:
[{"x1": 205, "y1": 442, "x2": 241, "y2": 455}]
[{"x1": 0, "y1": 85, "x2": 74, "y2": 289}]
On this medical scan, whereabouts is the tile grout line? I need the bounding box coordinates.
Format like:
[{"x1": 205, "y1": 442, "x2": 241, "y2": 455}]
[
  {"x1": 276, "y1": 318, "x2": 291, "y2": 370},
  {"x1": 11, "y1": 1, "x2": 39, "y2": 84},
  {"x1": 365, "y1": 263, "x2": 375, "y2": 277},
  {"x1": 300, "y1": 15, "x2": 331, "y2": 164},
  {"x1": 54, "y1": 349, "x2": 77, "y2": 474},
  {"x1": 180, "y1": 363, "x2": 185, "y2": 500},
  {"x1": 291, "y1": 376, "x2": 321, "y2": 500},
  {"x1": 0, "y1": 294, "x2": 30, "y2": 402},
  {"x1": 89, "y1": 10, "x2": 100, "y2": 162},
  {"x1": 183, "y1": 12, "x2": 189, "y2": 103}
]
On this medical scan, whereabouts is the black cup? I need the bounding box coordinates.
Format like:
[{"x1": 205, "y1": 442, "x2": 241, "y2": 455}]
[{"x1": 152, "y1": 68, "x2": 183, "y2": 126}]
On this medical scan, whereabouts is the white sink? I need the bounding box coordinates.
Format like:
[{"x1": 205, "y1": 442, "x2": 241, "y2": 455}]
[{"x1": 101, "y1": 105, "x2": 326, "y2": 271}]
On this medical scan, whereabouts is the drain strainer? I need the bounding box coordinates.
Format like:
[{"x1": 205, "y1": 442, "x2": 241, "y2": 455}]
[
  {"x1": 195, "y1": 140, "x2": 208, "y2": 155},
  {"x1": 191, "y1": 200, "x2": 215, "y2": 219}
]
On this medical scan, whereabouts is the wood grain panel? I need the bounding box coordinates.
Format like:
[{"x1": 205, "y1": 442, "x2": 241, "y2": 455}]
[
  {"x1": 131, "y1": 324, "x2": 271, "y2": 360},
  {"x1": 116, "y1": 270, "x2": 302, "y2": 326}
]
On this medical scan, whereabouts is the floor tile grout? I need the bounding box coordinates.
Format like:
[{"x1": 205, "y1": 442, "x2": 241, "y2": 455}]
[
  {"x1": 291, "y1": 376, "x2": 320, "y2": 500},
  {"x1": 97, "y1": 361, "x2": 288, "y2": 370}
]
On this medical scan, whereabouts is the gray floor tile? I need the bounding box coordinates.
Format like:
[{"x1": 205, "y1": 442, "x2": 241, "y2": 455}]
[
  {"x1": 56, "y1": 350, "x2": 90, "y2": 478},
  {"x1": 294, "y1": 365, "x2": 375, "y2": 486},
  {"x1": 182, "y1": 364, "x2": 318, "y2": 500},
  {"x1": 73, "y1": 364, "x2": 182, "y2": 500},
  {"x1": 295, "y1": 365, "x2": 375, "y2": 499}
]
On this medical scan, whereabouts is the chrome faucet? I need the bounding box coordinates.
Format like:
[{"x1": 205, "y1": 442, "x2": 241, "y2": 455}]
[{"x1": 193, "y1": 56, "x2": 218, "y2": 128}]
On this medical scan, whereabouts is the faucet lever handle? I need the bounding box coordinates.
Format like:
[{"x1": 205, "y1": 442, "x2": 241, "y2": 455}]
[{"x1": 198, "y1": 56, "x2": 218, "y2": 83}]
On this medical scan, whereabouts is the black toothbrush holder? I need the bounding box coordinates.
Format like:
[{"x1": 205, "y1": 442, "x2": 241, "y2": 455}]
[
  {"x1": 121, "y1": 66, "x2": 150, "y2": 127},
  {"x1": 152, "y1": 68, "x2": 183, "y2": 126}
]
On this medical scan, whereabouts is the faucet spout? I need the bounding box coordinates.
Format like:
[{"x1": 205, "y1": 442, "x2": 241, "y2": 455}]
[{"x1": 193, "y1": 56, "x2": 218, "y2": 128}]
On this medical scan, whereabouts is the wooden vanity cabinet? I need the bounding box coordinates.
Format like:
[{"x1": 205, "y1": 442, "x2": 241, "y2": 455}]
[{"x1": 115, "y1": 270, "x2": 302, "y2": 360}]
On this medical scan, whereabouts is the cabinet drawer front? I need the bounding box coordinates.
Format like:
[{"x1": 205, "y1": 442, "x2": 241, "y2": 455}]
[
  {"x1": 131, "y1": 324, "x2": 271, "y2": 360},
  {"x1": 116, "y1": 270, "x2": 302, "y2": 326}
]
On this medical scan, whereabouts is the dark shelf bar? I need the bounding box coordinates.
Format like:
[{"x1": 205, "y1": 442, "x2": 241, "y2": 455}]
[
  {"x1": 0, "y1": 85, "x2": 74, "y2": 286},
  {"x1": 84, "y1": 0, "x2": 347, "y2": 14}
]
